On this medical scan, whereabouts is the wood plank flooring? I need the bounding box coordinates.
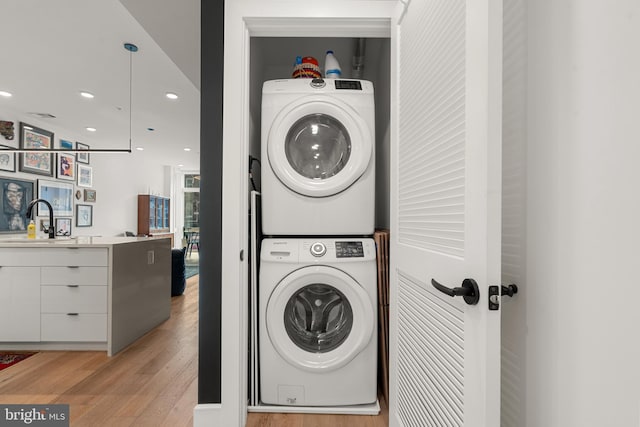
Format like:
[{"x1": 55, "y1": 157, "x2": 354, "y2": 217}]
[
  {"x1": 246, "y1": 401, "x2": 389, "y2": 427},
  {"x1": 0, "y1": 274, "x2": 389, "y2": 427}
]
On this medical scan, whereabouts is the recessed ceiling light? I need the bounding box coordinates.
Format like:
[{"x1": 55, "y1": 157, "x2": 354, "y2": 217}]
[
  {"x1": 166, "y1": 92, "x2": 179, "y2": 100},
  {"x1": 178, "y1": 164, "x2": 184, "y2": 167},
  {"x1": 136, "y1": 147, "x2": 144, "y2": 151},
  {"x1": 80, "y1": 91, "x2": 94, "y2": 99},
  {"x1": 0, "y1": 91, "x2": 12, "y2": 97},
  {"x1": 86, "y1": 127, "x2": 97, "y2": 132},
  {"x1": 184, "y1": 148, "x2": 191, "y2": 152}
]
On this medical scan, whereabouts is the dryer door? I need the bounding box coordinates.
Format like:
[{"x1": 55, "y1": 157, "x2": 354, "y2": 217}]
[
  {"x1": 265, "y1": 265, "x2": 375, "y2": 373},
  {"x1": 267, "y1": 96, "x2": 373, "y2": 198}
]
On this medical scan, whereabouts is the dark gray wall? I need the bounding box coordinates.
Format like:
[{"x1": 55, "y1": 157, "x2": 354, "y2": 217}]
[{"x1": 198, "y1": 0, "x2": 223, "y2": 404}]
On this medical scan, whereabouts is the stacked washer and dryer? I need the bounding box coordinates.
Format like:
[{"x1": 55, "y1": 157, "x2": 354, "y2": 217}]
[{"x1": 259, "y1": 78, "x2": 378, "y2": 408}]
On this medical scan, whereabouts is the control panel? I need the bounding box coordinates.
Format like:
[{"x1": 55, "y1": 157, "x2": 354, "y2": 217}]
[
  {"x1": 335, "y1": 241, "x2": 364, "y2": 258},
  {"x1": 334, "y1": 80, "x2": 362, "y2": 90}
]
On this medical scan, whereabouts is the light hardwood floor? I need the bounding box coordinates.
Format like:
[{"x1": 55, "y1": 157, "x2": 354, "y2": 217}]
[
  {"x1": 246, "y1": 402, "x2": 389, "y2": 427},
  {"x1": 0, "y1": 274, "x2": 388, "y2": 427}
]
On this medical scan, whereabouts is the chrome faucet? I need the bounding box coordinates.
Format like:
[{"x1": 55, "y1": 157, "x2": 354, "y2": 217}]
[{"x1": 26, "y1": 199, "x2": 55, "y2": 239}]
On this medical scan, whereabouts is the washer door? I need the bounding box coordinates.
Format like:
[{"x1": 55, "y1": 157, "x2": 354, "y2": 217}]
[
  {"x1": 266, "y1": 265, "x2": 375, "y2": 373},
  {"x1": 267, "y1": 96, "x2": 372, "y2": 197}
]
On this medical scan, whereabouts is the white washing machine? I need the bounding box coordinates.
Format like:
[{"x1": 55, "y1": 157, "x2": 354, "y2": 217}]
[
  {"x1": 261, "y1": 78, "x2": 375, "y2": 236},
  {"x1": 259, "y1": 238, "x2": 377, "y2": 406}
]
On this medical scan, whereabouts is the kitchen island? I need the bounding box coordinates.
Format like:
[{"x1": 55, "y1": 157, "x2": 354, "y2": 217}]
[{"x1": 0, "y1": 236, "x2": 171, "y2": 356}]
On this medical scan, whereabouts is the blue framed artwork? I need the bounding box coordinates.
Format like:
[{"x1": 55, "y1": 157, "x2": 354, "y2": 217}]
[{"x1": 37, "y1": 179, "x2": 74, "y2": 216}]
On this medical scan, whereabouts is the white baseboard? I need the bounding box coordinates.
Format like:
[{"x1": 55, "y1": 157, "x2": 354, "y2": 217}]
[
  {"x1": 248, "y1": 400, "x2": 380, "y2": 415},
  {"x1": 193, "y1": 404, "x2": 223, "y2": 426},
  {"x1": 0, "y1": 342, "x2": 106, "y2": 352}
]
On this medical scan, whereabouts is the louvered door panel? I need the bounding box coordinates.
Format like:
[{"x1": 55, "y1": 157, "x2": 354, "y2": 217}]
[
  {"x1": 398, "y1": 0, "x2": 466, "y2": 258},
  {"x1": 397, "y1": 272, "x2": 464, "y2": 427}
]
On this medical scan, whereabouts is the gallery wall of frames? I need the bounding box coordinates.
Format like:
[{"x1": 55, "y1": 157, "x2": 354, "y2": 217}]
[{"x1": 0, "y1": 120, "x2": 96, "y2": 236}]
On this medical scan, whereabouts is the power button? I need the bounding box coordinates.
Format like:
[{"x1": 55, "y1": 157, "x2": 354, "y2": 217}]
[{"x1": 310, "y1": 242, "x2": 326, "y2": 257}]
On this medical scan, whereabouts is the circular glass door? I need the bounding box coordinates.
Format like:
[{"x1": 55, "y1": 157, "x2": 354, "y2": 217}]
[
  {"x1": 285, "y1": 114, "x2": 351, "y2": 180},
  {"x1": 284, "y1": 283, "x2": 353, "y2": 353},
  {"x1": 266, "y1": 265, "x2": 375, "y2": 372},
  {"x1": 268, "y1": 97, "x2": 373, "y2": 198}
]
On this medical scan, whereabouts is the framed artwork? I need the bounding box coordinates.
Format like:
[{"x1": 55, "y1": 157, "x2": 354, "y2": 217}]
[
  {"x1": 55, "y1": 217, "x2": 72, "y2": 236},
  {"x1": 0, "y1": 145, "x2": 16, "y2": 172},
  {"x1": 56, "y1": 152, "x2": 76, "y2": 181},
  {"x1": 76, "y1": 204, "x2": 93, "y2": 227},
  {"x1": 37, "y1": 179, "x2": 74, "y2": 216},
  {"x1": 39, "y1": 218, "x2": 50, "y2": 232},
  {"x1": 0, "y1": 176, "x2": 34, "y2": 233},
  {"x1": 59, "y1": 139, "x2": 74, "y2": 150},
  {"x1": 84, "y1": 189, "x2": 96, "y2": 202},
  {"x1": 19, "y1": 122, "x2": 54, "y2": 176},
  {"x1": 77, "y1": 164, "x2": 93, "y2": 187},
  {"x1": 76, "y1": 142, "x2": 90, "y2": 164}
]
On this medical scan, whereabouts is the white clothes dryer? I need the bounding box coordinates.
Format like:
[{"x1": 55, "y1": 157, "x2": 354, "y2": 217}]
[
  {"x1": 259, "y1": 238, "x2": 377, "y2": 406},
  {"x1": 261, "y1": 78, "x2": 375, "y2": 236}
]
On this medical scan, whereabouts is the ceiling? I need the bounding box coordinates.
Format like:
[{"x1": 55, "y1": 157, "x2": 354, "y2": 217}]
[{"x1": 0, "y1": 0, "x2": 201, "y2": 170}]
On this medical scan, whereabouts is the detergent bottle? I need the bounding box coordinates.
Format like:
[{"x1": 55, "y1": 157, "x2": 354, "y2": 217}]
[{"x1": 324, "y1": 50, "x2": 342, "y2": 78}]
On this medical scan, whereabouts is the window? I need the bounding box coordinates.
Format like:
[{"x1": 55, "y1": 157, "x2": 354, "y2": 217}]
[{"x1": 184, "y1": 174, "x2": 200, "y2": 229}]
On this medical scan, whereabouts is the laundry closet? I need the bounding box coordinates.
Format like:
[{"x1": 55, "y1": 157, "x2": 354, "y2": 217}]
[{"x1": 247, "y1": 36, "x2": 391, "y2": 412}]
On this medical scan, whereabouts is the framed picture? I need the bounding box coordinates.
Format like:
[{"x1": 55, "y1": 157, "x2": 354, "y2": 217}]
[
  {"x1": 55, "y1": 217, "x2": 72, "y2": 236},
  {"x1": 39, "y1": 218, "x2": 50, "y2": 232},
  {"x1": 0, "y1": 145, "x2": 16, "y2": 172},
  {"x1": 77, "y1": 164, "x2": 93, "y2": 187},
  {"x1": 37, "y1": 179, "x2": 74, "y2": 216},
  {"x1": 0, "y1": 176, "x2": 35, "y2": 233},
  {"x1": 56, "y1": 152, "x2": 76, "y2": 181},
  {"x1": 59, "y1": 139, "x2": 74, "y2": 150},
  {"x1": 19, "y1": 122, "x2": 54, "y2": 176},
  {"x1": 76, "y1": 142, "x2": 90, "y2": 164},
  {"x1": 84, "y1": 189, "x2": 96, "y2": 202},
  {"x1": 76, "y1": 204, "x2": 93, "y2": 227}
]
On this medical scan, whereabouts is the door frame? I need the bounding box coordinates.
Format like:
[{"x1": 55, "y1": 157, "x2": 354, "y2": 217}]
[{"x1": 195, "y1": 3, "x2": 398, "y2": 426}]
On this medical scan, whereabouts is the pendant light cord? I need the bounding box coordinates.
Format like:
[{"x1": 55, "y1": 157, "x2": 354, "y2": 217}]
[
  {"x1": 124, "y1": 42, "x2": 138, "y2": 153},
  {"x1": 129, "y1": 47, "x2": 133, "y2": 152}
]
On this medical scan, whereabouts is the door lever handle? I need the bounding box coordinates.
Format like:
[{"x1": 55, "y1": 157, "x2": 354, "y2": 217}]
[
  {"x1": 431, "y1": 278, "x2": 480, "y2": 305},
  {"x1": 501, "y1": 284, "x2": 518, "y2": 297}
]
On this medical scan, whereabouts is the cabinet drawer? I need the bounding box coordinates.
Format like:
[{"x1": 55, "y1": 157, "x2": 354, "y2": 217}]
[
  {"x1": 41, "y1": 248, "x2": 108, "y2": 266},
  {"x1": 0, "y1": 248, "x2": 42, "y2": 266},
  {"x1": 41, "y1": 313, "x2": 107, "y2": 341},
  {"x1": 41, "y1": 266, "x2": 108, "y2": 286},
  {"x1": 41, "y1": 286, "x2": 107, "y2": 314}
]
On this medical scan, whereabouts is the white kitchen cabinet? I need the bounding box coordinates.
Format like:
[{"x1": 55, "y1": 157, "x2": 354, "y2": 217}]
[
  {"x1": 0, "y1": 249, "x2": 41, "y2": 341},
  {"x1": 0, "y1": 237, "x2": 170, "y2": 355},
  {"x1": 41, "y1": 314, "x2": 107, "y2": 342},
  {"x1": 40, "y1": 248, "x2": 108, "y2": 342}
]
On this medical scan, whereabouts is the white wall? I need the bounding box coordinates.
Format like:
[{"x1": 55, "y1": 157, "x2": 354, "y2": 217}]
[
  {"x1": 0, "y1": 111, "x2": 173, "y2": 239},
  {"x1": 520, "y1": 1, "x2": 640, "y2": 426}
]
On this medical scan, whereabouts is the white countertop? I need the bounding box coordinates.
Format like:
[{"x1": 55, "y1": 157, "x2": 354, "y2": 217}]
[{"x1": 0, "y1": 236, "x2": 171, "y2": 248}]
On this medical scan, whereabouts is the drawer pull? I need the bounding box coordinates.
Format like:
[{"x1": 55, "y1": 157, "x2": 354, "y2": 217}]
[
  {"x1": 67, "y1": 313, "x2": 79, "y2": 316},
  {"x1": 67, "y1": 285, "x2": 79, "y2": 288},
  {"x1": 66, "y1": 247, "x2": 79, "y2": 250},
  {"x1": 67, "y1": 266, "x2": 80, "y2": 269}
]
